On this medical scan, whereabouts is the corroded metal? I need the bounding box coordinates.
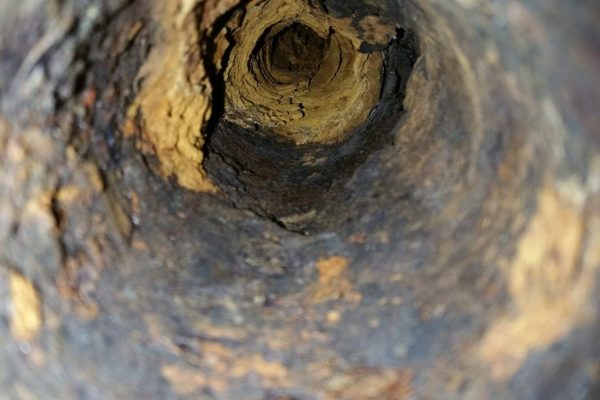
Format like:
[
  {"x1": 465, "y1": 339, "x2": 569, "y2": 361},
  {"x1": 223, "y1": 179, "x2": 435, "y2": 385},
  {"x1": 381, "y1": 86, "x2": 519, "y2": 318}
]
[{"x1": 0, "y1": 1, "x2": 598, "y2": 399}]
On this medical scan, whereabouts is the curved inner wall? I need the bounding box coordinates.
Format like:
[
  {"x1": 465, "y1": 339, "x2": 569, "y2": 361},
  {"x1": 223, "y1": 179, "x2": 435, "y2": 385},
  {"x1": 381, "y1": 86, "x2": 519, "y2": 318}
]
[
  {"x1": 204, "y1": 0, "x2": 419, "y2": 232},
  {"x1": 116, "y1": 0, "x2": 573, "y2": 339},
  {"x1": 12, "y1": 0, "x2": 600, "y2": 399}
]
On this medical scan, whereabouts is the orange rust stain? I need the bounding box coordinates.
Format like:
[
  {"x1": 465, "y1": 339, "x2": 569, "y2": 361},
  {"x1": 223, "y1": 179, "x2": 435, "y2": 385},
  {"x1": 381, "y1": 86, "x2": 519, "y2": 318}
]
[
  {"x1": 326, "y1": 310, "x2": 342, "y2": 325},
  {"x1": 82, "y1": 88, "x2": 96, "y2": 110},
  {"x1": 478, "y1": 187, "x2": 598, "y2": 381},
  {"x1": 317, "y1": 256, "x2": 350, "y2": 280},
  {"x1": 196, "y1": 342, "x2": 290, "y2": 392},
  {"x1": 191, "y1": 321, "x2": 248, "y2": 342},
  {"x1": 125, "y1": 0, "x2": 216, "y2": 193},
  {"x1": 161, "y1": 364, "x2": 208, "y2": 396},
  {"x1": 128, "y1": 191, "x2": 141, "y2": 219},
  {"x1": 132, "y1": 239, "x2": 149, "y2": 251},
  {"x1": 230, "y1": 353, "x2": 289, "y2": 382},
  {"x1": 148, "y1": 313, "x2": 290, "y2": 395},
  {"x1": 171, "y1": 343, "x2": 290, "y2": 394},
  {"x1": 310, "y1": 256, "x2": 362, "y2": 304},
  {"x1": 56, "y1": 185, "x2": 81, "y2": 203},
  {"x1": 325, "y1": 368, "x2": 414, "y2": 400},
  {"x1": 10, "y1": 272, "x2": 42, "y2": 341}
]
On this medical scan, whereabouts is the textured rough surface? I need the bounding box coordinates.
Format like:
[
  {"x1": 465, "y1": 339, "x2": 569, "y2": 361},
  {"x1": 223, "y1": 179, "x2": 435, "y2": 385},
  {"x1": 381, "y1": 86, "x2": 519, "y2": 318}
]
[
  {"x1": 222, "y1": 0, "x2": 384, "y2": 144},
  {"x1": 9, "y1": 271, "x2": 43, "y2": 342},
  {"x1": 0, "y1": 0, "x2": 599, "y2": 399},
  {"x1": 124, "y1": 0, "x2": 216, "y2": 192}
]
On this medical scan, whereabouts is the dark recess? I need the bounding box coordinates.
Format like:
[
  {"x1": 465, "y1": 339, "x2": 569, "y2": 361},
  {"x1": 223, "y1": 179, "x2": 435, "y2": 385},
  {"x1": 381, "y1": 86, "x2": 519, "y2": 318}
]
[{"x1": 203, "y1": 4, "x2": 419, "y2": 233}]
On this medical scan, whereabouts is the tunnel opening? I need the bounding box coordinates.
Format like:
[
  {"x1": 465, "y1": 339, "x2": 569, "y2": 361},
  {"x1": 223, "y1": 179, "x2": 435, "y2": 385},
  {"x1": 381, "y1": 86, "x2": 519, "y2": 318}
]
[
  {"x1": 203, "y1": 0, "x2": 419, "y2": 233},
  {"x1": 265, "y1": 22, "x2": 330, "y2": 81}
]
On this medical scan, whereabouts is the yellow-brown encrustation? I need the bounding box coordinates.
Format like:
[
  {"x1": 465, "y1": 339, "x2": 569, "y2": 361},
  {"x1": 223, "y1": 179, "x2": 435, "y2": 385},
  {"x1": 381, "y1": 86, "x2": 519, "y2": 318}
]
[
  {"x1": 124, "y1": 0, "x2": 388, "y2": 190},
  {"x1": 222, "y1": 0, "x2": 384, "y2": 145}
]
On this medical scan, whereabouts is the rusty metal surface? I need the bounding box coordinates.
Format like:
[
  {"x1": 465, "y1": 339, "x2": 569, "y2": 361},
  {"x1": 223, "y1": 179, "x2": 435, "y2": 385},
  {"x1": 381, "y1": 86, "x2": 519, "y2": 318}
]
[{"x1": 0, "y1": 0, "x2": 599, "y2": 399}]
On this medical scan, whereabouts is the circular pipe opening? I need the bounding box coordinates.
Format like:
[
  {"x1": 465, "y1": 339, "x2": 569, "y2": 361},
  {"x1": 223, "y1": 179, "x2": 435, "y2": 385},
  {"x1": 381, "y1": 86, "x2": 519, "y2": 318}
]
[
  {"x1": 204, "y1": 1, "x2": 419, "y2": 233},
  {"x1": 262, "y1": 22, "x2": 330, "y2": 82}
]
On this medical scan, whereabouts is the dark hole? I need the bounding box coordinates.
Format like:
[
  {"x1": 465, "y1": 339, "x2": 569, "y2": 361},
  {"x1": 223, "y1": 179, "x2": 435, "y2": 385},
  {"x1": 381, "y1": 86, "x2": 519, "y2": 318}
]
[
  {"x1": 205, "y1": 29, "x2": 419, "y2": 234},
  {"x1": 267, "y1": 23, "x2": 328, "y2": 79}
]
